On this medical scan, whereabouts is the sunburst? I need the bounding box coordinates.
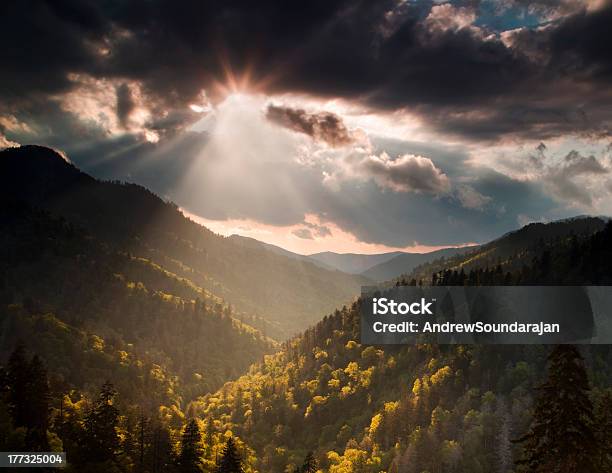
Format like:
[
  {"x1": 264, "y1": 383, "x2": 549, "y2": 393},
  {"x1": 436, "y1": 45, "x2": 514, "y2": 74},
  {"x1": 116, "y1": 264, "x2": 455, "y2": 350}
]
[{"x1": 209, "y1": 48, "x2": 280, "y2": 101}]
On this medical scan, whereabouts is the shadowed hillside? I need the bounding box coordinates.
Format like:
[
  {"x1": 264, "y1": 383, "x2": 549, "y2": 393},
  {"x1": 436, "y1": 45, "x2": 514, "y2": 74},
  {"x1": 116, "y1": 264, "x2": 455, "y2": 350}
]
[{"x1": 0, "y1": 145, "x2": 367, "y2": 339}]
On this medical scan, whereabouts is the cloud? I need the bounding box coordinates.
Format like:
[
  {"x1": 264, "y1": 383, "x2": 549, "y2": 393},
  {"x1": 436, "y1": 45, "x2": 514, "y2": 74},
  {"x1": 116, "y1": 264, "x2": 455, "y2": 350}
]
[
  {"x1": 3, "y1": 0, "x2": 612, "y2": 145},
  {"x1": 2, "y1": 0, "x2": 611, "y2": 249},
  {"x1": 425, "y1": 4, "x2": 476, "y2": 33},
  {"x1": 265, "y1": 104, "x2": 355, "y2": 147},
  {"x1": 291, "y1": 221, "x2": 333, "y2": 240},
  {"x1": 59, "y1": 74, "x2": 160, "y2": 140},
  {"x1": 545, "y1": 150, "x2": 609, "y2": 206},
  {"x1": 454, "y1": 185, "x2": 492, "y2": 210},
  {"x1": 338, "y1": 152, "x2": 451, "y2": 195},
  {"x1": 116, "y1": 83, "x2": 135, "y2": 128},
  {"x1": 0, "y1": 132, "x2": 19, "y2": 149},
  {"x1": 292, "y1": 228, "x2": 314, "y2": 239},
  {"x1": 502, "y1": 143, "x2": 611, "y2": 208},
  {"x1": 304, "y1": 221, "x2": 332, "y2": 237}
]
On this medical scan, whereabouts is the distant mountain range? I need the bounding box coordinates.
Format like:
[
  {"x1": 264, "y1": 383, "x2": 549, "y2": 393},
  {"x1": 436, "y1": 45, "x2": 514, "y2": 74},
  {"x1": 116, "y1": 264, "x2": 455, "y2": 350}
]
[
  {"x1": 230, "y1": 235, "x2": 477, "y2": 282},
  {"x1": 308, "y1": 251, "x2": 405, "y2": 274},
  {"x1": 227, "y1": 234, "x2": 337, "y2": 272},
  {"x1": 360, "y1": 245, "x2": 478, "y2": 281}
]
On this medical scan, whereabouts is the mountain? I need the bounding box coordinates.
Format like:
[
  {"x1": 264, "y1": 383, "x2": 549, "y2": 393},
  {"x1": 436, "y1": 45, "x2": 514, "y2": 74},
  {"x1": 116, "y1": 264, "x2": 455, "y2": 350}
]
[
  {"x1": 0, "y1": 200, "x2": 275, "y2": 404},
  {"x1": 402, "y1": 216, "x2": 608, "y2": 285},
  {"x1": 1, "y1": 146, "x2": 611, "y2": 472},
  {"x1": 361, "y1": 246, "x2": 478, "y2": 281},
  {"x1": 191, "y1": 218, "x2": 612, "y2": 473},
  {"x1": 230, "y1": 236, "x2": 478, "y2": 283},
  {"x1": 227, "y1": 234, "x2": 337, "y2": 271},
  {"x1": 0, "y1": 145, "x2": 367, "y2": 339},
  {"x1": 308, "y1": 251, "x2": 404, "y2": 274}
]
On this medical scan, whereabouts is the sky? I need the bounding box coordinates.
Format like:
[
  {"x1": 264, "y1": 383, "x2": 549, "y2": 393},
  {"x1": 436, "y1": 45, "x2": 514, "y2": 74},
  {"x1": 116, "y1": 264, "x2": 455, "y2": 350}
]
[{"x1": 2, "y1": 0, "x2": 612, "y2": 255}]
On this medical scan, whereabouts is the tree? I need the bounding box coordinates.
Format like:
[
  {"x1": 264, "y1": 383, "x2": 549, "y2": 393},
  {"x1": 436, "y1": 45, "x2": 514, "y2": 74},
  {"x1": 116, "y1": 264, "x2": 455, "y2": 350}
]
[
  {"x1": 515, "y1": 345, "x2": 600, "y2": 472},
  {"x1": 216, "y1": 437, "x2": 244, "y2": 473},
  {"x1": 204, "y1": 417, "x2": 215, "y2": 457},
  {"x1": 148, "y1": 422, "x2": 175, "y2": 473},
  {"x1": 178, "y1": 419, "x2": 203, "y2": 473},
  {"x1": 6, "y1": 344, "x2": 29, "y2": 428},
  {"x1": 495, "y1": 399, "x2": 512, "y2": 473},
  {"x1": 594, "y1": 390, "x2": 612, "y2": 471},
  {"x1": 24, "y1": 355, "x2": 50, "y2": 450},
  {"x1": 296, "y1": 451, "x2": 317, "y2": 473},
  {"x1": 83, "y1": 381, "x2": 120, "y2": 465},
  {"x1": 6, "y1": 346, "x2": 50, "y2": 451}
]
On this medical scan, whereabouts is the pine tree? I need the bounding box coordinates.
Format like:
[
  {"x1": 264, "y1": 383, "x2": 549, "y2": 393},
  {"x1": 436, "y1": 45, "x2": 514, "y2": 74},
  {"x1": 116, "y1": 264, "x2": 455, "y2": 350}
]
[
  {"x1": 83, "y1": 381, "x2": 120, "y2": 464},
  {"x1": 6, "y1": 343, "x2": 29, "y2": 428},
  {"x1": 495, "y1": 399, "x2": 512, "y2": 473},
  {"x1": 216, "y1": 437, "x2": 244, "y2": 473},
  {"x1": 594, "y1": 390, "x2": 612, "y2": 471},
  {"x1": 515, "y1": 345, "x2": 600, "y2": 472},
  {"x1": 25, "y1": 355, "x2": 50, "y2": 451},
  {"x1": 298, "y1": 451, "x2": 317, "y2": 473},
  {"x1": 149, "y1": 422, "x2": 174, "y2": 473},
  {"x1": 6, "y1": 346, "x2": 50, "y2": 451},
  {"x1": 178, "y1": 419, "x2": 203, "y2": 473}
]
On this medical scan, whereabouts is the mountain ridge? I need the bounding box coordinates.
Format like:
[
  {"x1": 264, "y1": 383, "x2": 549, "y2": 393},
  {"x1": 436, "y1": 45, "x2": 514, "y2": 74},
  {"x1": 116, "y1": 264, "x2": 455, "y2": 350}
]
[
  {"x1": 361, "y1": 245, "x2": 478, "y2": 281},
  {"x1": 307, "y1": 251, "x2": 405, "y2": 275},
  {"x1": 0, "y1": 145, "x2": 366, "y2": 339},
  {"x1": 401, "y1": 216, "x2": 609, "y2": 285}
]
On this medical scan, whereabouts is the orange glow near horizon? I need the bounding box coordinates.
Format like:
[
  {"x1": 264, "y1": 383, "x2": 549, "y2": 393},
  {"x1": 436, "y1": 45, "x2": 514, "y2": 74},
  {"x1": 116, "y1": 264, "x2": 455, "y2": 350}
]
[{"x1": 181, "y1": 208, "x2": 476, "y2": 256}]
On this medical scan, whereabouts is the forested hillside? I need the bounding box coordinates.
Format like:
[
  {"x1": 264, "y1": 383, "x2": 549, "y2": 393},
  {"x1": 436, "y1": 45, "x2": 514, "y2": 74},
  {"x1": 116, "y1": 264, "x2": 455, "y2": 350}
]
[
  {"x1": 0, "y1": 201, "x2": 274, "y2": 402},
  {"x1": 0, "y1": 146, "x2": 365, "y2": 339},
  {"x1": 1, "y1": 145, "x2": 611, "y2": 472},
  {"x1": 190, "y1": 222, "x2": 612, "y2": 473},
  {"x1": 360, "y1": 246, "x2": 477, "y2": 282},
  {"x1": 0, "y1": 199, "x2": 277, "y2": 471},
  {"x1": 398, "y1": 217, "x2": 608, "y2": 286},
  {"x1": 2, "y1": 214, "x2": 610, "y2": 473}
]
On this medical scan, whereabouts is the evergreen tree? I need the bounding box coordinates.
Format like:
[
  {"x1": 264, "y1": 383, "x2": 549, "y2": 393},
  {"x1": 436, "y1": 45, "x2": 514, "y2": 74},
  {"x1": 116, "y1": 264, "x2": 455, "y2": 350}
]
[
  {"x1": 515, "y1": 345, "x2": 600, "y2": 472},
  {"x1": 6, "y1": 346, "x2": 50, "y2": 451},
  {"x1": 298, "y1": 451, "x2": 317, "y2": 473},
  {"x1": 24, "y1": 355, "x2": 50, "y2": 451},
  {"x1": 495, "y1": 399, "x2": 512, "y2": 473},
  {"x1": 83, "y1": 381, "x2": 120, "y2": 465},
  {"x1": 216, "y1": 437, "x2": 244, "y2": 473},
  {"x1": 148, "y1": 422, "x2": 175, "y2": 473},
  {"x1": 6, "y1": 344, "x2": 29, "y2": 428},
  {"x1": 178, "y1": 418, "x2": 203, "y2": 473},
  {"x1": 594, "y1": 390, "x2": 612, "y2": 471}
]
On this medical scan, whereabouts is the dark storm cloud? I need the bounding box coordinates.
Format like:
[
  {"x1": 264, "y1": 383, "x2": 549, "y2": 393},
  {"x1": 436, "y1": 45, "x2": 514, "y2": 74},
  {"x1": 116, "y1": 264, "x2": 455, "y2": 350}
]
[
  {"x1": 2, "y1": 0, "x2": 611, "y2": 248},
  {"x1": 0, "y1": 0, "x2": 108, "y2": 103},
  {"x1": 116, "y1": 83, "x2": 135, "y2": 128},
  {"x1": 3, "y1": 0, "x2": 612, "y2": 142},
  {"x1": 266, "y1": 105, "x2": 354, "y2": 147}
]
